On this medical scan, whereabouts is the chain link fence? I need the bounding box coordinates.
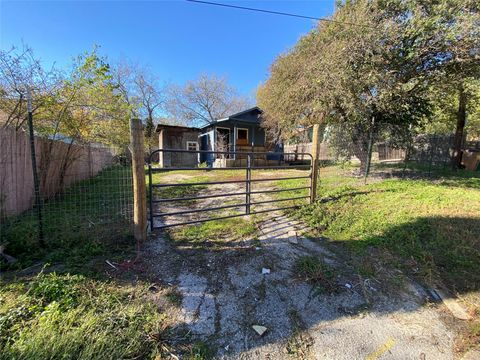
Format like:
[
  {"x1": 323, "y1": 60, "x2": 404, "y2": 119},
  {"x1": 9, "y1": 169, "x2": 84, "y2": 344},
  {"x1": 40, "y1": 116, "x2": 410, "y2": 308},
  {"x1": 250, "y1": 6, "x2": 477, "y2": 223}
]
[
  {"x1": 2, "y1": 117, "x2": 479, "y2": 267},
  {"x1": 286, "y1": 124, "x2": 479, "y2": 192}
]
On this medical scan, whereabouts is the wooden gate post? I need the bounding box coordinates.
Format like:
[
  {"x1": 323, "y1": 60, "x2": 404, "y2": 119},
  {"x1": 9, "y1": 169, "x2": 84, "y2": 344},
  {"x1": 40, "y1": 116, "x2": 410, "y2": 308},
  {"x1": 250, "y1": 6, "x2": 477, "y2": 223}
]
[
  {"x1": 310, "y1": 123, "x2": 321, "y2": 204},
  {"x1": 130, "y1": 118, "x2": 147, "y2": 244}
]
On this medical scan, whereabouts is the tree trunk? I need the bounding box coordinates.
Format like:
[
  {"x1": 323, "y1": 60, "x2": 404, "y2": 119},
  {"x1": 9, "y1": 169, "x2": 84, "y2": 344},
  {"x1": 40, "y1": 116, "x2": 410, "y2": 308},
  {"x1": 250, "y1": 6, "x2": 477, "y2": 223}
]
[
  {"x1": 452, "y1": 87, "x2": 467, "y2": 169},
  {"x1": 145, "y1": 111, "x2": 154, "y2": 154},
  {"x1": 352, "y1": 139, "x2": 369, "y2": 174},
  {"x1": 351, "y1": 119, "x2": 374, "y2": 176},
  {"x1": 145, "y1": 113, "x2": 154, "y2": 138}
]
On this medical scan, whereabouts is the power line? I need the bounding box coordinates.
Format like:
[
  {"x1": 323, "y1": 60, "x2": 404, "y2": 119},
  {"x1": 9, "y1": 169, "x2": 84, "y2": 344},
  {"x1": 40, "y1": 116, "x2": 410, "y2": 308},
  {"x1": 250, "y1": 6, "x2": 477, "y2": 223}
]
[{"x1": 186, "y1": 0, "x2": 372, "y2": 28}]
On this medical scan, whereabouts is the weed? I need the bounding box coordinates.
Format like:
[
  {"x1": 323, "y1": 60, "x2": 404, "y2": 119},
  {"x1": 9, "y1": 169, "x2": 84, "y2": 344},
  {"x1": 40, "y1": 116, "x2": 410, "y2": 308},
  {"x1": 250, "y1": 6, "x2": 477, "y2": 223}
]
[
  {"x1": 293, "y1": 255, "x2": 336, "y2": 293},
  {"x1": 165, "y1": 288, "x2": 183, "y2": 307},
  {"x1": 28, "y1": 271, "x2": 84, "y2": 310},
  {"x1": 456, "y1": 318, "x2": 480, "y2": 354},
  {"x1": 356, "y1": 258, "x2": 376, "y2": 279},
  {"x1": 252, "y1": 237, "x2": 262, "y2": 248},
  {"x1": 186, "y1": 341, "x2": 214, "y2": 360},
  {"x1": 152, "y1": 184, "x2": 207, "y2": 205},
  {"x1": 286, "y1": 310, "x2": 313, "y2": 358}
]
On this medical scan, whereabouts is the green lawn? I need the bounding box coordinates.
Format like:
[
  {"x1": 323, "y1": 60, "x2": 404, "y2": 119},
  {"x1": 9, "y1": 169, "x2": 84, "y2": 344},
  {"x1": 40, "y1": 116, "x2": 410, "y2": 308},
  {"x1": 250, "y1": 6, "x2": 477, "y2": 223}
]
[{"x1": 278, "y1": 166, "x2": 480, "y2": 293}]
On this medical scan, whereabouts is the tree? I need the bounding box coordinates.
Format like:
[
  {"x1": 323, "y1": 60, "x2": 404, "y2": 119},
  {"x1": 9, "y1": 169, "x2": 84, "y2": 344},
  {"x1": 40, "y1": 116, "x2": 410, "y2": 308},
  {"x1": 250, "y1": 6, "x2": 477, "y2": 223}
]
[
  {"x1": 398, "y1": 0, "x2": 480, "y2": 168},
  {"x1": 1, "y1": 45, "x2": 132, "y2": 192},
  {"x1": 113, "y1": 61, "x2": 165, "y2": 151},
  {"x1": 424, "y1": 80, "x2": 480, "y2": 140},
  {"x1": 257, "y1": 0, "x2": 480, "y2": 171},
  {"x1": 0, "y1": 45, "x2": 131, "y2": 149},
  {"x1": 166, "y1": 73, "x2": 251, "y2": 126},
  {"x1": 0, "y1": 45, "x2": 61, "y2": 130}
]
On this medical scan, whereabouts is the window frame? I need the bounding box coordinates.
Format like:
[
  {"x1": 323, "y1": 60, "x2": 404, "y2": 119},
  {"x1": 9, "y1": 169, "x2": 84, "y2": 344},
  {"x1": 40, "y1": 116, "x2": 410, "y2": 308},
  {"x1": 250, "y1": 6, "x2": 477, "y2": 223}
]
[
  {"x1": 236, "y1": 127, "x2": 249, "y2": 144},
  {"x1": 186, "y1": 141, "x2": 199, "y2": 151}
]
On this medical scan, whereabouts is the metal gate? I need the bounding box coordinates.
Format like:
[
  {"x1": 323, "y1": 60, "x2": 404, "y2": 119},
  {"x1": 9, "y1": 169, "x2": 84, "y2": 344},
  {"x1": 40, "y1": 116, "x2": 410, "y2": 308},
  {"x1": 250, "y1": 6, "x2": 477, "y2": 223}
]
[{"x1": 147, "y1": 149, "x2": 313, "y2": 230}]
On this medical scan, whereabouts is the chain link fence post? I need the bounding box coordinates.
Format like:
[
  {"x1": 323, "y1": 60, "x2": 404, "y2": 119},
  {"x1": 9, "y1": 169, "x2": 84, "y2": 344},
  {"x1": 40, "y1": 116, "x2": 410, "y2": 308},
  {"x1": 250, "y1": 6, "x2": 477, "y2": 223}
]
[
  {"x1": 364, "y1": 116, "x2": 375, "y2": 184},
  {"x1": 310, "y1": 123, "x2": 321, "y2": 203},
  {"x1": 27, "y1": 88, "x2": 45, "y2": 247}
]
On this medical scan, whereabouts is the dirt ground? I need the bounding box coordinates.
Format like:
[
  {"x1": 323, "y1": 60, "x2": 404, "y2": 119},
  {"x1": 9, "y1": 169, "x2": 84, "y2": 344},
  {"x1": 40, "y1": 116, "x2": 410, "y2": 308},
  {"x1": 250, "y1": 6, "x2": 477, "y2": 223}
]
[{"x1": 142, "y1": 172, "x2": 461, "y2": 359}]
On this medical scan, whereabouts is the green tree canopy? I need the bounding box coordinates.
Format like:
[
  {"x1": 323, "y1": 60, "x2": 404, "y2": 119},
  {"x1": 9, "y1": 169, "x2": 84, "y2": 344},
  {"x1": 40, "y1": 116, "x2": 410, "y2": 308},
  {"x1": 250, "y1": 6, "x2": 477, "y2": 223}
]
[{"x1": 258, "y1": 0, "x2": 480, "y2": 168}]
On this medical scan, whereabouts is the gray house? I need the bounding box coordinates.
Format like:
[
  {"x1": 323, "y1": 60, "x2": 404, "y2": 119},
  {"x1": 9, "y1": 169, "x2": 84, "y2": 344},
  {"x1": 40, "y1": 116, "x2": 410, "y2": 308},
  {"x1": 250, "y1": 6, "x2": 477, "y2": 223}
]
[
  {"x1": 156, "y1": 124, "x2": 200, "y2": 168},
  {"x1": 156, "y1": 107, "x2": 280, "y2": 167}
]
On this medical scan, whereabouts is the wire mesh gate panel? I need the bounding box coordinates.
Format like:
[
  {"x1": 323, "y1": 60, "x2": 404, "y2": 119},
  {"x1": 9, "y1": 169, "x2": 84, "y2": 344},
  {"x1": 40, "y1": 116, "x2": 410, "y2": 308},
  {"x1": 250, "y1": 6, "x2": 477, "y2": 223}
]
[{"x1": 147, "y1": 149, "x2": 313, "y2": 230}]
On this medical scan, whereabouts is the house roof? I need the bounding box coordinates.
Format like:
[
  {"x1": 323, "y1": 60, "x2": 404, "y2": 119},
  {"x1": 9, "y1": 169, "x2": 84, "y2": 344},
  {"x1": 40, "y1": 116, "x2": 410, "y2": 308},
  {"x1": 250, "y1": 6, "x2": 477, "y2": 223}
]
[
  {"x1": 228, "y1": 106, "x2": 262, "y2": 119},
  {"x1": 155, "y1": 123, "x2": 200, "y2": 132},
  {"x1": 200, "y1": 106, "x2": 262, "y2": 129},
  {"x1": 155, "y1": 107, "x2": 263, "y2": 132}
]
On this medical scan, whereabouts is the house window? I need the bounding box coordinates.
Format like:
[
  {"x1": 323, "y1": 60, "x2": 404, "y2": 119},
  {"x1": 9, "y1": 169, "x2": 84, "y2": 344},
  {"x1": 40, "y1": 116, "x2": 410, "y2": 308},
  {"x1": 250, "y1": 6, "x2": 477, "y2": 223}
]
[
  {"x1": 236, "y1": 128, "x2": 248, "y2": 146},
  {"x1": 186, "y1": 141, "x2": 199, "y2": 151}
]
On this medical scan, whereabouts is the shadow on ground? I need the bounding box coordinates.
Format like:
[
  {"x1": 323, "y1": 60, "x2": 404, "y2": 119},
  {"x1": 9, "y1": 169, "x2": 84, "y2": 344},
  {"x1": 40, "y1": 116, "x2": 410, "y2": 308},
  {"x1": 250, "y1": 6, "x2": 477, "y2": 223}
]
[{"x1": 140, "y1": 213, "x2": 480, "y2": 359}]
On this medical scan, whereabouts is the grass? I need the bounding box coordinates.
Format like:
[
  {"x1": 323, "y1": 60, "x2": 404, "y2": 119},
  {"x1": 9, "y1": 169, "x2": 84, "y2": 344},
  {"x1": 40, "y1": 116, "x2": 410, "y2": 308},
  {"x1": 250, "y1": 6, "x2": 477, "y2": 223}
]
[
  {"x1": 0, "y1": 271, "x2": 167, "y2": 359},
  {"x1": 0, "y1": 166, "x2": 179, "y2": 359},
  {"x1": 153, "y1": 164, "x2": 479, "y2": 292},
  {"x1": 276, "y1": 164, "x2": 480, "y2": 293},
  {"x1": 3, "y1": 160, "x2": 478, "y2": 358},
  {"x1": 169, "y1": 217, "x2": 258, "y2": 247},
  {"x1": 295, "y1": 179, "x2": 480, "y2": 291},
  {"x1": 149, "y1": 169, "x2": 245, "y2": 185},
  {"x1": 1, "y1": 165, "x2": 134, "y2": 271},
  {"x1": 152, "y1": 183, "x2": 207, "y2": 205},
  {"x1": 186, "y1": 341, "x2": 214, "y2": 360},
  {"x1": 283, "y1": 164, "x2": 480, "y2": 353},
  {"x1": 286, "y1": 310, "x2": 314, "y2": 358}
]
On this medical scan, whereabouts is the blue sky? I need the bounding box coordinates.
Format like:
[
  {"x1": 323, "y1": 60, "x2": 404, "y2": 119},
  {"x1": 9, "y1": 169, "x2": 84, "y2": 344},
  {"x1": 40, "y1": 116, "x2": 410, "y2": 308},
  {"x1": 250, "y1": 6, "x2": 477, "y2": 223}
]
[{"x1": 1, "y1": 1, "x2": 335, "y2": 97}]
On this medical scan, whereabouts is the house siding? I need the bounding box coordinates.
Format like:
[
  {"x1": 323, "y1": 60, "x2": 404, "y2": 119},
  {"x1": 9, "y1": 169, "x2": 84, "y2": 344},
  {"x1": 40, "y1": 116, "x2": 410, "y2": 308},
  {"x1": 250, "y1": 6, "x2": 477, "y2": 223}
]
[
  {"x1": 158, "y1": 127, "x2": 200, "y2": 167},
  {"x1": 210, "y1": 122, "x2": 266, "y2": 147}
]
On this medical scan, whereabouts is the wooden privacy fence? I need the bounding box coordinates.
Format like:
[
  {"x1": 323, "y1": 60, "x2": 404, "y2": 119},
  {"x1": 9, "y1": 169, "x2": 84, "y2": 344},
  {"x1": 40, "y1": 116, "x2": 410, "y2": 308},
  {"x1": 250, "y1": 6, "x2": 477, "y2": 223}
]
[
  {"x1": 284, "y1": 142, "x2": 333, "y2": 161},
  {"x1": 376, "y1": 143, "x2": 406, "y2": 161},
  {"x1": 0, "y1": 127, "x2": 115, "y2": 217}
]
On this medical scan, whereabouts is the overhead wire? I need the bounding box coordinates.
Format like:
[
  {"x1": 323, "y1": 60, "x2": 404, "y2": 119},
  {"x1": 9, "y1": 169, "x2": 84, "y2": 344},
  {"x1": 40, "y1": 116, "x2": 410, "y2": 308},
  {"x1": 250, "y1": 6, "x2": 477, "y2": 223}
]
[{"x1": 186, "y1": 0, "x2": 374, "y2": 28}]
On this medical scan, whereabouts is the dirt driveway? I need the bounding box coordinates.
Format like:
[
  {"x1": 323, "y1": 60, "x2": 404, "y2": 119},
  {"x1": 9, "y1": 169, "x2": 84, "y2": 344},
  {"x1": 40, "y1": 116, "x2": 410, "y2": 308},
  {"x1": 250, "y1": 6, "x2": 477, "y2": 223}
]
[{"x1": 142, "y1": 172, "x2": 456, "y2": 359}]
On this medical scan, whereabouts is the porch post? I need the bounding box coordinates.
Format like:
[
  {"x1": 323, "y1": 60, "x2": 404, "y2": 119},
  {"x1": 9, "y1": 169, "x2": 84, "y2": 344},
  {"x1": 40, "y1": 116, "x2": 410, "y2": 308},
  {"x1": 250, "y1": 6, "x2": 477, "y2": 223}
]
[
  {"x1": 213, "y1": 126, "x2": 217, "y2": 155},
  {"x1": 251, "y1": 125, "x2": 255, "y2": 152},
  {"x1": 158, "y1": 129, "x2": 164, "y2": 167},
  {"x1": 233, "y1": 122, "x2": 237, "y2": 159}
]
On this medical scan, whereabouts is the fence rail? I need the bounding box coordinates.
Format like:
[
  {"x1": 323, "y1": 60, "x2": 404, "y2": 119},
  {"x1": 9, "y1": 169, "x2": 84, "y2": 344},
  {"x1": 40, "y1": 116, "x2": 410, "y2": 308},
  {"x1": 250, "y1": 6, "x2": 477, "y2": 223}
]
[{"x1": 147, "y1": 149, "x2": 313, "y2": 230}]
